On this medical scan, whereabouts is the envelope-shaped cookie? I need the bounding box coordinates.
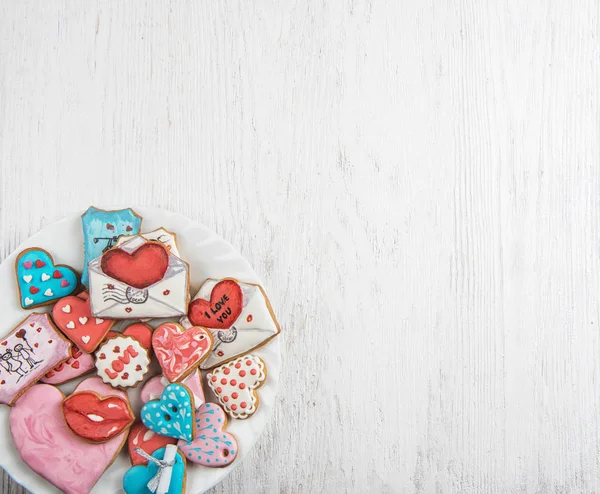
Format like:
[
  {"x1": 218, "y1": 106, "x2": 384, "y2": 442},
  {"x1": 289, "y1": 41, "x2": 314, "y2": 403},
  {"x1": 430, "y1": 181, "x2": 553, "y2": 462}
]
[
  {"x1": 88, "y1": 236, "x2": 189, "y2": 319},
  {"x1": 0, "y1": 313, "x2": 71, "y2": 406},
  {"x1": 184, "y1": 278, "x2": 280, "y2": 369}
]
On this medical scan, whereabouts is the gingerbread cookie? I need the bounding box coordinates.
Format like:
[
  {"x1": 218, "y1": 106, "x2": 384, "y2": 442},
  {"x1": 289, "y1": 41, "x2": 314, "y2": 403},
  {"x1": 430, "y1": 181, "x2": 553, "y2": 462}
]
[
  {"x1": 95, "y1": 335, "x2": 151, "y2": 389},
  {"x1": 63, "y1": 391, "x2": 135, "y2": 443},
  {"x1": 141, "y1": 383, "x2": 195, "y2": 442},
  {"x1": 141, "y1": 370, "x2": 205, "y2": 408},
  {"x1": 127, "y1": 422, "x2": 177, "y2": 467},
  {"x1": 152, "y1": 323, "x2": 213, "y2": 382},
  {"x1": 41, "y1": 344, "x2": 95, "y2": 385},
  {"x1": 178, "y1": 402, "x2": 238, "y2": 467},
  {"x1": 123, "y1": 445, "x2": 186, "y2": 494},
  {"x1": 185, "y1": 278, "x2": 280, "y2": 368},
  {"x1": 10, "y1": 377, "x2": 129, "y2": 494},
  {"x1": 52, "y1": 291, "x2": 116, "y2": 353},
  {"x1": 0, "y1": 313, "x2": 71, "y2": 406},
  {"x1": 116, "y1": 227, "x2": 181, "y2": 257},
  {"x1": 81, "y1": 206, "x2": 142, "y2": 286},
  {"x1": 88, "y1": 236, "x2": 190, "y2": 319},
  {"x1": 207, "y1": 354, "x2": 267, "y2": 420},
  {"x1": 16, "y1": 248, "x2": 79, "y2": 309}
]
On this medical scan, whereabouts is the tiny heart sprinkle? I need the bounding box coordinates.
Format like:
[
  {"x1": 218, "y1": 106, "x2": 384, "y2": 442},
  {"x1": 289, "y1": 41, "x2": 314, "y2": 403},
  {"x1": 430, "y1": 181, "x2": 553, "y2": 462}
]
[
  {"x1": 0, "y1": 342, "x2": 7, "y2": 346},
  {"x1": 35, "y1": 260, "x2": 46, "y2": 268},
  {"x1": 1, "y1": 380, "x2": 5, "y2": 384},
  {"x1": 53, "y1": 270, "x2": 63, "y2": 278},
  {"x1": 163, "y1": 290, "x2": 170, "y2": 296},
  {"x1": 60, "y1": 280, "x2": 70, "y2": 287},
  {"x1": 135, "y1": 365, "x2": 142, "y2": 371},
  {"x1": 99, "y1": 353, "x2": 106, "y2": 360},
  {"x1": 47, "y1": 340, "x2": 53, "y2": 344},
  {"x1": 23, "y1": 261, "x2": 33, "y2": 269},
  {"x1": 29, "y1": 323, "x2": 35, "y2": 327},
  {"x1": 125, "y1": 308, "x2": 132, "y2": 313},
  {"x1": 29, "y1": 286, "x2": 39, "y2": 294},
  {"x1": 71, "y1": 361, "x2": 80, "y2": 369},
  {"x1": 34, "y1": 343, "x2": 39, "y2": 348},
  {"x1": 36, "y1": 328, "x2": 42, "y2": 333},
  {"x1": 122, "y1": 372, "x2": 129, "y2": 379},
  {"x1": 113, "y1": 346, "x2": 121, "y2": 353}
]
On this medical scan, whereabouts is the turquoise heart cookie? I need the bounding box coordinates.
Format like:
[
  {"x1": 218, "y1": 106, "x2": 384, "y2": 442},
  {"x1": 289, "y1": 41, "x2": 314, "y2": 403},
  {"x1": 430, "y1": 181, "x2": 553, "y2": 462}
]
[
  {"x1": 141, "y1": 383, "x2": 195, "y2": 442},
  {"x1": 123, "y1": 447, "x2": 185, "y2": 494},
  {"x1": 16, "y1": 248, "x2": 78, "y2": 309}
]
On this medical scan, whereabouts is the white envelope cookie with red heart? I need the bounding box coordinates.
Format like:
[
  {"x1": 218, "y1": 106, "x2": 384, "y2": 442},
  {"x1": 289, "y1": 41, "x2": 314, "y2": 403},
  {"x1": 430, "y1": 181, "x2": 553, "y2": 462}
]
[
  {"x1": 88, "y1": 236, "x2": 189, "y2": 319},
  {"x1": 183, "y1": 278, "x2": 280, "y2": 369}
]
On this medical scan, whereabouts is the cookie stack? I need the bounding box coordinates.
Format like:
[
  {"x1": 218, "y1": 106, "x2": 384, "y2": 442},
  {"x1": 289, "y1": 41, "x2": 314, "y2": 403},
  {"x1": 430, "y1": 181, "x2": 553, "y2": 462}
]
[{"x1": 2, "y1": 206, "x2": 280, "y2": 494}]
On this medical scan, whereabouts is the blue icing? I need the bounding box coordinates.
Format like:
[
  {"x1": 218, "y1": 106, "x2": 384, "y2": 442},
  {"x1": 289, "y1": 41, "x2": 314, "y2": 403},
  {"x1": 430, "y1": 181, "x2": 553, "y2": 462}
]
[
  {"x1": 140, "y1": 383, "x2": 194, "y2": 442},
  {"x1": 17, "y1": 249, "x2": 78, "y2": 308},
  {"x1": 81, "y1": 207, "x2": 141, "y2": 285},
  {"x1": 123, "y1": 447, "x2": 185, "y2": 494}
]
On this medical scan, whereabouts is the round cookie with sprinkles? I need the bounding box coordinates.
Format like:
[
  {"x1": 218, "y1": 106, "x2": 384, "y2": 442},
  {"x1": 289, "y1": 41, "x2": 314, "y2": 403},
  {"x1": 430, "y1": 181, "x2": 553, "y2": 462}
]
[{"x1": 207, "y1": 354, "x2": 267, "y2": 420}]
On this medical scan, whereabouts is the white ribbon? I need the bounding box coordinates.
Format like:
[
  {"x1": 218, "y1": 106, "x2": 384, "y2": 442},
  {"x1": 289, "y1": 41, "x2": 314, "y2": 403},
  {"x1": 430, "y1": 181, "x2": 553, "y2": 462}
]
[{"x1": 134, "y1": 446, "x2": 177, "y2": 494}]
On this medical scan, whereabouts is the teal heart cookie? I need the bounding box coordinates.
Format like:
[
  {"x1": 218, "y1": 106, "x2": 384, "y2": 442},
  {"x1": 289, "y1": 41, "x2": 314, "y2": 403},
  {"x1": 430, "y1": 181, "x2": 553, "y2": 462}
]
[
  {"x1": 16, "y1": 248, "x2": 78, "y2": 309},
  {"x1": 141, "y1": 383, "x2": 195, "y2": 442},
  {"x1": 123, "y1": 447, "x2": 185, "y2": 494}
]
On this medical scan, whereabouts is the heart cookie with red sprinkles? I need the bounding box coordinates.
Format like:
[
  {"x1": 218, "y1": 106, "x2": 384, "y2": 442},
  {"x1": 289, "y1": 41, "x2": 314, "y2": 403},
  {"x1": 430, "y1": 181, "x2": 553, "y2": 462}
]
[{"x1": 206, "y1": 354, "x2": 266, "y2": 420}]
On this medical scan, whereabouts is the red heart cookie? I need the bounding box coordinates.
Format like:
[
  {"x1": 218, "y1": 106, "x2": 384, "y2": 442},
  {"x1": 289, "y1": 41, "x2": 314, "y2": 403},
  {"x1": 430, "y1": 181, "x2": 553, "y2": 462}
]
[
  {"x1": 63, "y1": 391, "x2": 135, "y2": 443},
  {"x1": 152, "y1": 323, "x2": 213, "y2": 382},
  {"x1": 127, "y1": 422, "x2": 177, "y2": 466},
  {"x1": 52, "y1": 292, "x2": 115, "y2": 353},
  {"x1": 188, "y1": 279, "x2": 243, "y2": 329},
  {"x1": 100, "y1": 243, "x2": 169, "y2": 289}
]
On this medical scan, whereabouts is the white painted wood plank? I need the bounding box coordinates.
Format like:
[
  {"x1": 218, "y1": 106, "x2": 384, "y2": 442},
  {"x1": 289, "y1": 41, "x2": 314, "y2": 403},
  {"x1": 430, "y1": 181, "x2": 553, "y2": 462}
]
[{"x1": 0, "y1": 0, "x2": 599, "y2": 492}]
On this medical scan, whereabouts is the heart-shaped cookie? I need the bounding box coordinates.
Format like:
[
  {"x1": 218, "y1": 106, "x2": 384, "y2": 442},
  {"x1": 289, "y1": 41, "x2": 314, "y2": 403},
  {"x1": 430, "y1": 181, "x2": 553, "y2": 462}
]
[
  {"x1": 127, "y1": 422, "x2": 177, "y2": 466},
  {"x1": 52, "y1": 292, "x2": 116, "y2": 353},
  {"x1": 152, "y1": 323, "x2": 213, "y2": 382},
  {"x1": 101, "y1": 242, "x2": 169, "y2": 289},
  {"x1": 123, "y1": 446, "x2": 185, "y2": 494},
  {"x1": 178, "y1": 402, "x2": 238, "y2": 467},
  {"x1": 10, "y1": 378, "x2": 128, "y2": 494},
  {"x1": 187, "y1": 279, "x2": 243, "y2": 329},
  {"x1": 207, "y1": 354, "x2": 267, "y2": 420},
  {"x1": 140, "y1": 383, "x2": 195, "y2": 442},
  {"x1": 16, "y1": 248, "x2": 78, "y2": 309},
  {"x1": 41, "y1": 345, "x2": 95, "y2": 385}
]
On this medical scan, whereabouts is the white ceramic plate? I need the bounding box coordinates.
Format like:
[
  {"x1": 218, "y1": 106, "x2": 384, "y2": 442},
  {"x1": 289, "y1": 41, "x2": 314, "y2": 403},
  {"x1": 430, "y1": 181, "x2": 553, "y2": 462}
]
[{"x1": 0, "y1": 206, "x2": 281, "y2": 494}]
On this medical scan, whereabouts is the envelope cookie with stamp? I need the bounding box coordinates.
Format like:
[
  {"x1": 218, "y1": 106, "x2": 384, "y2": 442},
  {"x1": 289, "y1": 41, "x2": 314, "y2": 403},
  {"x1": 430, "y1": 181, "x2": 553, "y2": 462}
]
[
  {"x1": 185, "y1": 279, "x2": 280, "y2": 369},
  {"x1": 88, "y1": 236, "x2": 190, "y2": 319}
]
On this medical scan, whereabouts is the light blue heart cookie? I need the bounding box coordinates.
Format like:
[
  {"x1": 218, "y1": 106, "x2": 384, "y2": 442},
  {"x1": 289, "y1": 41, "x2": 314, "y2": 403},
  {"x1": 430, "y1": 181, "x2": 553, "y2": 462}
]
[
  {"x1": 123, "y1": 447, "x2": 185, "y2": 494},
  {"x1": 81, "y1": 206, "x2": 142, "y2": 285},
  {"x1": 141, "y1": 383, "x2": 195, "y2": 442},
  {"x1": 16, "y1": 249, "x2": 78, "y2": 309}
]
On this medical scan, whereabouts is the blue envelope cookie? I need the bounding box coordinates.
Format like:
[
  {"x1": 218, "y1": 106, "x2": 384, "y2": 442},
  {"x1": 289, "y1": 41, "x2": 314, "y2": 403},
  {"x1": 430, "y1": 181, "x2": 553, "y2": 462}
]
[{"x1": 81, "y1": 207, "x2": 142, "y2": 285}]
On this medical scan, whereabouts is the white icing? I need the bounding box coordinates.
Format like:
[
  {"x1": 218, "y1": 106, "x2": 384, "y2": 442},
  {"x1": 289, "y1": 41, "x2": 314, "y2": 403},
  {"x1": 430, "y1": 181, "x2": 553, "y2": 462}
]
[
  {"x1": 81, "y1": 335, "x2": 91, "y2": 344},
  {"x1": 78, "y1": 317, "x2": 88, "y2": 325},
  {"x1": 22, "y1": 275, "x2": 32, "y2": 283},
  {"x1": 94, "y1": 335, "x2": 150, "y2": 388},
  {"x1": 41, "y1": 273, "x2": 50, "y2": 282},
  {"x1": 24, "y1": 297, "x2": 33, "y2": 306},
  {"x1": 95, "y1": 318, "x2": 104, "y2": 324},
  {"x1": 86, "y1": 414, "x2": 104, "y2": 422},
  {"x1": 44, "y1": 289, "x2": 53, "y2": 297},
  {"x1": 61, "y1": 305, "x2": 71, "y2": 313},
  {"x1": 66, "y1": 321, "x2": 75, "y2": 329}
]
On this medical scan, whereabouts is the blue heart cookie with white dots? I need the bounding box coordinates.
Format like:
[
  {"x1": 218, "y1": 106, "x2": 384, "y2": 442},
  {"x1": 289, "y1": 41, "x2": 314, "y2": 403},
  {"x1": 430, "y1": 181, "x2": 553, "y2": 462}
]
[
  {"x1": 123, "y1": 446, "x2": 186, "y2": 494},
  {"x1": 140, "y1": 383, "x2": 195, "y2": 442},
  {"x1": 16, "y1": 248, "x2": 79, "y2": 309}
]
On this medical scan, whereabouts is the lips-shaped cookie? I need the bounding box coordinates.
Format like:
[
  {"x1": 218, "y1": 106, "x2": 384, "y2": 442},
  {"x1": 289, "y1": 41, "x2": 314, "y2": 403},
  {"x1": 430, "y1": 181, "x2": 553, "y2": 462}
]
[
  {"x1": 188, "y1": 279, "x2": 243, "y2": 329},
  {"x1": 63, "y1": 391, "x2": 135, "y2": 443},
  {"x1": 100, "y1": 242, "x2": 169, "y2": 289},
  {"x1": 10, "y1": 377, "x2": 128, "y2": 494},
  {"x1": 127, "y1": 422, "x2": 177, "y2": 466},
  {"x1": 152, "y1": 323, "x2": 213, "y2": 382},
  {"x1": 52, "y1": 291, "x2": 115, "y2": 353}
]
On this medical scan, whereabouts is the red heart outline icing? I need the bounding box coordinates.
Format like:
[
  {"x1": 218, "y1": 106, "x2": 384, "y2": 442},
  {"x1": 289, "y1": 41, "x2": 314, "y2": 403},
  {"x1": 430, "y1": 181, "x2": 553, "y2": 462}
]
[
  {"x1": 101, "y1": 243, "x2": 169, "y2": 289},
  {"x1": 52, "y1": 292, "x2": 115, "y2": 353},
  {"x1": 188, "y1": 280, "x2": 243, "y2": 329},
  {"x1": 152, "y1": 323, "x2": 213, "y2": 381}
]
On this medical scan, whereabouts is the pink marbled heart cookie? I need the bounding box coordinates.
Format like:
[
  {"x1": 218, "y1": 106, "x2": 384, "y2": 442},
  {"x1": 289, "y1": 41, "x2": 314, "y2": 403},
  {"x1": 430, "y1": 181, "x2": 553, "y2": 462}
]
[{"x1": 10, "y1": 377, "x2": 128, "y2": 494}]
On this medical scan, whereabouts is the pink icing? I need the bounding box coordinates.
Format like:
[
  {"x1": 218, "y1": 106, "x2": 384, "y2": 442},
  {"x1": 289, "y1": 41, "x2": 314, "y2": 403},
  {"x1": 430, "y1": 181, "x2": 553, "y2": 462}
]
[
  {"x1": 0, "y1": 313, "x2": 71, "y2": 405},
  {"x1": 10, "y1": 377, "x2": 128, "y2": 494},
  {"x1": 40, "y1": 345, "x2": 95, "y2": 385},
  {"x1": 141, "y1": 370, "x2": 205, "y2": 408}
]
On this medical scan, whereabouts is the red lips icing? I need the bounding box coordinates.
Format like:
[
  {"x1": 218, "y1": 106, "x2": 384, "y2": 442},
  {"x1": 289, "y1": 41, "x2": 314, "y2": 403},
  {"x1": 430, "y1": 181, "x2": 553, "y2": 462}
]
[
  {"x1": 187, "y1": 279, "x2": 243, "y2": 329},
  {"x1": 62, "y1": 391, "x2": 134, "y2": 443},
  {"x1": 100, "y1": 243, "x2": 169, "y2": 289}
]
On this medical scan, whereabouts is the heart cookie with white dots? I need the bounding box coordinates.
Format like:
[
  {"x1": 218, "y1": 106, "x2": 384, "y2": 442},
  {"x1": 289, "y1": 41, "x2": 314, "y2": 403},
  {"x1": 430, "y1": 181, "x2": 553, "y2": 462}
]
[
  {"x1": 140, "y1": 383, "x2": 195, "y2": 442},
  {"x1": 16, "y1": 248, "x2": 78, "y2": 309},
  {"x1": 52, "y1": 292, "x2": 115, "y2": 353},
  {"x1": 207, "y1": 354, "x2": 267, "y2": 420}
]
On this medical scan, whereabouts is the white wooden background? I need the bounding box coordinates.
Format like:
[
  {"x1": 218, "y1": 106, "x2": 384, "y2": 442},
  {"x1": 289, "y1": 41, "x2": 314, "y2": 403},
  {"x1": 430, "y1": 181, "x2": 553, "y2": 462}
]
[{"x1": 1, "y1": 1, "x2": 599, "y2": 493}]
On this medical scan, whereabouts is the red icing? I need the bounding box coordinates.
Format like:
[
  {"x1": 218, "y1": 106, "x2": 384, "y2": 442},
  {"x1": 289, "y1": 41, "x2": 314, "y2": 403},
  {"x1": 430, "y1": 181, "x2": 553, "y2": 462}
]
[
  {"x1": 127, "y1": 422, "x2": 177, "y2": 466},
  {"x1": 187, "y1": 280, "x2": 243, "y2": 329},
  {"x1": 29, "y1": 286, "x2": 39, "y2": 294},
  {"x1": 53, "y1": 270, "x2": 63, "y2": 279},
  {"x1": 100, "y1": 243, "x2": 169, "y2": 289},
  {"x1": 52, "y1": 292, "x2": 115, "y2": 353},
  {"x1": 60, "y1": 279, "x2": 69, "y2": 287},
  {"x1": 35, "y1": 260, "x2": 46, "y2": 268},
  {"x1": 62, "y1": 391, "x2": 134, "y2": 442},
  {"x1": 247, "y1": 314, "x2": 253, "y2": 322}
]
